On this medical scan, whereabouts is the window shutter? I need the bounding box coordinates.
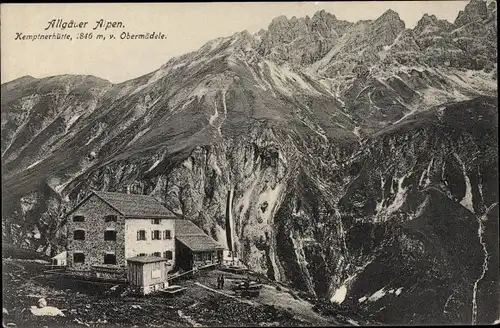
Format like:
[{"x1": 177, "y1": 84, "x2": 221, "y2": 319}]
[
  {"x1": 151, "y1": 231, "x2": 154, "y2": 240},
  {"x1": 137, "y1": 231, "x2": 140, "y2": 240}
]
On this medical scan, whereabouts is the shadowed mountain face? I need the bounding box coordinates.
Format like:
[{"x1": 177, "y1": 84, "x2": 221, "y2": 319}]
[{"x1": 1, "y1": 1, "x2": 498, "y2": 325}]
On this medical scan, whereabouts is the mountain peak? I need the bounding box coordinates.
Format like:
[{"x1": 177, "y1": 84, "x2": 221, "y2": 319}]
[
  {"x1": 454, "y1": 0, "x2": 489, "y2": 26},
  {"x1": 270, "y1": 15, "x2": 289, "y2": 27},
  {"x1": 378, "y1": 9, "x2": 401, "y2": 21},
  {"x1": 414, "y1": 13, "x2": 452, "y2": 35},
  {"x1": 370, "y1": 8, "x2": 405, "y2": 37},
  {"x1": 312, "y1": 9, "x2": 337, "y2": 21},
  {"x1": 373, "y1": 8, "x2": 405, "y2": 29},
  {"x1": 421, "y1": 13, "x2": 439, "y2": 22}
]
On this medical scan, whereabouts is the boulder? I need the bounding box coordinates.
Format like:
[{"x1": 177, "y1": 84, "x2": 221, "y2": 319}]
[{"x1": 37, "y1": 298, "x2": 47, "y2": 308}]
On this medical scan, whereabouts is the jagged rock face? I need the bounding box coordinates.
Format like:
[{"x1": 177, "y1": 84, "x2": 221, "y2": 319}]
[
  {"x1": 334, "y1": 97, "x2": 498, "y2": 324},
  {"x1": 414, "y1": 0, "x2": 497, "y2": 71},
  {"x1": 1, "y1": 0, "x2": 498, "y2": 325},
  {"x1": 258, "y1": 11, "x2": 353, "y2": 66},
  {"x1": 455, "y1": 0, "x2": 489, "y2": 27}
]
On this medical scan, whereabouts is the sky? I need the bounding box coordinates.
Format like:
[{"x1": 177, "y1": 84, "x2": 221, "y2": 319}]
[{"x1": 1, "y1": 1, "x2": 469, "y2": 84}]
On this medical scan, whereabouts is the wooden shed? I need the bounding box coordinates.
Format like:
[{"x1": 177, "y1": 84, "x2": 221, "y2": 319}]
[
  {"x1": 175, "y1": 220, "x2": 224, "y2": 271},
  {"x1": 51, "y1": 251, "x2": 67, "y2": 267},
  {"x1": 126, "y1": 256, "x2": 169, "y2": 295}
]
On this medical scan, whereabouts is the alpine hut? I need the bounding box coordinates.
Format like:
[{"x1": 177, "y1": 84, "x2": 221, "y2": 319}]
[{"x1": 174, "y1": 220, "x2": 224, "y2": 271}]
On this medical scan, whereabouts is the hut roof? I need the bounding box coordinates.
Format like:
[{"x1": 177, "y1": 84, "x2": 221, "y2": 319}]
[
  {"x1": 176, "y1": 235, "x2": 224, "y2": 252},
  {"x1": 93, "y1": 191, "x2": 176, "y2": 218},
  {"x1": 175, "y1": 219, "x2": 207, "y2": 236},
  {"x1": 127, "y1": 255, "x2": 167, "y2": 264},
  {"x1": 174, "y1": 219, "x2": 224, "y2": 252}
]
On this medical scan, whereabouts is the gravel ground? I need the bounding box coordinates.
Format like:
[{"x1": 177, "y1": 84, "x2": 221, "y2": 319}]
[{"x1": 2, "y1": 260, "x2": 339, "y2": 327}]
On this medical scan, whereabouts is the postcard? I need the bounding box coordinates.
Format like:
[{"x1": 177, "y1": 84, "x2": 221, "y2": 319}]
[{"x1": 1, "y1": 1, "x2": 498, "y2": 326}]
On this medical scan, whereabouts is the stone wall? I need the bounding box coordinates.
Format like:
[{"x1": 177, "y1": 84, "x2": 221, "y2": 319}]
[{"x1": 67, "y1": 194, "x2": 125, "y2": 270}]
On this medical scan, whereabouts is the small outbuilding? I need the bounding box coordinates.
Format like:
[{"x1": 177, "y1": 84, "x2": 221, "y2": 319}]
[
  {"x1": 50, "y1": 251, "x2": 67, "y2": 267},
  {"x1": 175, "y1": 220, "x2": 224, "y2": 271},
  {"x1": 126, "y1": 256, "x2": 169, "y2": 295}
]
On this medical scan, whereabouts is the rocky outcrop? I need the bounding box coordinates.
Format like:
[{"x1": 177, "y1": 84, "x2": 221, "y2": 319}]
[{"x1": 257, "y1": 11, "x2": 352, "y2": 66}]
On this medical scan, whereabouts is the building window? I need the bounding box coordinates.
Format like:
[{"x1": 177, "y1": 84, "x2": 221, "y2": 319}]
[
  {"x1": 104, "y1": 230, "x2": 117, "y2": 241},
  {"x1": 104, "y1": 215, "x2": 117, "y2": 222},
  {"x1": 152, "y1": 252, "x2": 161, "y2": 257},
  {"x1": 151, "y1": 218, "x2": 161, "y2": 225},
  {"x1": 73, "y1": 252, "x2": 85, "y2": 263},
  {"x1": 73, "y1": 230, "x2": 85, "y2": 240},
  {"x1": 163, "y1": 230, "x2": 171, "y2": 239},
  {"x1": 163, "y1": 251, "x2": 173, "y2": 260},
  {"x1": 73, "y1": 215, "x2": 85, "y2": 222},
  {"x1": 152, "y1": 230, "x2": 161, "y2": 240},
  {"x1": 104, "y1": 253, "x2": 117, "y2": 265},
  {"x1": 137, "y1": 230, "x2": 146, "y2": 241},
  {"x1": 138, "y1": 253, "x2": 146, "y2": 256}
]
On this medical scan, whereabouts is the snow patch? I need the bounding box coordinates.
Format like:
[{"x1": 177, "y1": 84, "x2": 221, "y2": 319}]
[
  {"x1": 419, "y1": 158, "x2": 434, "y2": 187},
  {"x1": 368, "y1": 288, "x2": 387, "y2": 302},
  {"x1": 125, "y1": 127, "x2": 150, "y2": 148},
  {"x1": 347, "y1": 319, "x2": 359, "y2": 326},
  {"x1": 209, "y1": 99, "x2": 219, "y2": 126},
  {"x1": 353, "y1": 127, "x2": 362, "y2": 139},
  {"x1": 65, "y1": 113, "x2": 82, "y2": 131},
  {"x1": 377, "y1": 173, "x2": 411, "y2": 218},
  {"x1": 147, "y1": 159, "x2": 161, "y2": 172},
  {"x1": 454, "y1": 153, "x2": 474, "y2": 213},
  {"x1": 330, "y1": 285, "x2": 347, "y2": 304},
  {"x1": 219, "y1": 90, "x2": 228, "y2": 137},
  {"x1": 415, "y1": 196, "x2": 430, "y2": 219},
  {"x1": 26, "y1": 159, "x2": 42, "y2": 169}
]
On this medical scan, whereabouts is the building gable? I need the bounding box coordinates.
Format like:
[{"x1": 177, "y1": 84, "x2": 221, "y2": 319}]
[{"x1": 69, "y1": 193, "x2": 122, "y2": 218}]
